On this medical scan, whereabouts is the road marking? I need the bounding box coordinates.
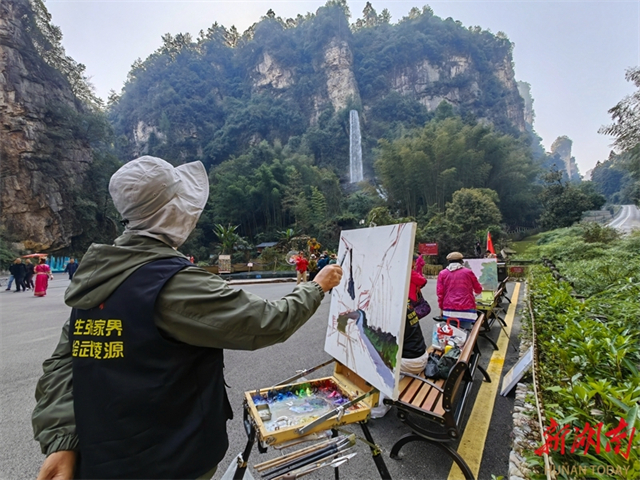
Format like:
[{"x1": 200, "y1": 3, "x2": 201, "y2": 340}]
[{"x1": 447, "y1": 282, "x2": 521, "y2": 480}]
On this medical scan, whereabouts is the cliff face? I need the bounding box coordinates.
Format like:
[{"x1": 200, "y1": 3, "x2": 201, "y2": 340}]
[
  {"x1": 320, "y1": 38, "x2": 360, "y2": 114},
  {"x1": 112, "y1": 7, "x2": 529, "y2": 168},
  {"x1": 388, "y1": 54, "x2": 525, "y2": 132},
  {"x1": 0, "y1": 0, "x2": 92, "y2": 251},
  {"x1": 253, "y1": 52, "x2": 294, "y2": 90},
  {"x1": 550, "y1": 135, "x2": 579, "y2": 180},
  {"x1": 517, "y1": 81, "x2": 534, "y2": 127}
]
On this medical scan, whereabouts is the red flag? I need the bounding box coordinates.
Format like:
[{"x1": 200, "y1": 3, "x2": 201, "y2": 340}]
[{"x1": 486, "y1": 231, "x2": 495, "y2": 255}]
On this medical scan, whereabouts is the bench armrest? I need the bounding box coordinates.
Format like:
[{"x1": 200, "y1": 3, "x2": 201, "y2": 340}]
[{"x1": 400, "y1": 372, "x2": 444, "y2": 393}]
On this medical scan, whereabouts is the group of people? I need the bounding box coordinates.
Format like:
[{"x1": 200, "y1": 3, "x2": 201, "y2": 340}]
[
  {"x1": 401, "y1": 250, "x2": 483, "y2": 375},
  {"x1": 6, "y1": 257, "x2": 53, "y2": 296},
  {"x1": 294, "y1": 251, "x2": 337, "y2": 284},
  {"x1": 6, "y1": 258, "x2": 79, "y2": 297}
]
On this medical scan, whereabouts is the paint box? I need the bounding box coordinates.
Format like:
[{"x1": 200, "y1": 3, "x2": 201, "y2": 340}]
[{"x1": 244, "y1": 363, "x2": 376, "y2": 447}]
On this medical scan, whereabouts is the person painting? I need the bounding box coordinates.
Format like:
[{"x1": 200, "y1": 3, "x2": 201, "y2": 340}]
[
  {"x1": 401, "y1": 255, "x2": 429, "y2": 374},
  {"x1": 436, "y1": 251, "x2": 482, "y2": 328},
  {"x1": 32, "y1": 156, "x2": 343, "y2": 480},
  {"x1": 34, "y1": 258, "x2": 53, "y2": 297},
  {"x1": 63, "y1": 259, "x2": 78, "y2": 280},
  {"x1": 295, "y1": 251, "x2": 309, "y2": 284}
]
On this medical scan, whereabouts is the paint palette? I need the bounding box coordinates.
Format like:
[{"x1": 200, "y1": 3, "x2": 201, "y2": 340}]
[{"x1": 244, "y1": 363, "x2": 375, "y2": 446}]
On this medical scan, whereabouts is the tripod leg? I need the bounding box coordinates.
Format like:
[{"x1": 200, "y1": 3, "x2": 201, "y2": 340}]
[{"x1": 360, "y1": 422, "x2": 391, "y2": 479}]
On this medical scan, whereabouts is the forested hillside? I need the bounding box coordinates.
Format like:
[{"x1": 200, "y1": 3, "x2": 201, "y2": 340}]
[
  {"x1": 105, "y1": 1, "x2": 554, "y2": 258},
  {"x1": 108, "y1": 1, "x2": 526, "y2": 175},
  {"x1": 4, "y1": 0, "x2": 611, "y2": 262}
]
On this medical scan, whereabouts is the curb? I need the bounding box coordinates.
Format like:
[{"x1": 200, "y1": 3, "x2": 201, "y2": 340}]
[{"x1": 227, "y1": 278, "x2": 296, "y2": 286}]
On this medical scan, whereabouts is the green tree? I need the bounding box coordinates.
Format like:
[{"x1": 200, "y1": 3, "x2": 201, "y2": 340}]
[
  {"x1": 278, "y1": 228, "x2": 296, "y2": 243},
  {"x1": 213, "y1": 224, "x2": 240, "y2": 254},
  {"x1": 599, "y1": 67, "x2": 640, "y2": 158},
  {"x1": 444, "y1": 188, "x2": 502, "y2": 234},
  {"x1": 538, "y1": 170, "x2": 603, "y2": 230},
  {"x1": 599, "y1": 67, "x2": 640, "y2": 203},
  {"x1": 375, "y1": 115, "x2": 539, "y2": 226}
]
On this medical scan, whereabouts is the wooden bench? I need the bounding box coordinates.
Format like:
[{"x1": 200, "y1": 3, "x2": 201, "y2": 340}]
[{"x1": 384, "y1": 314, "x2": 491, "y2": 480}]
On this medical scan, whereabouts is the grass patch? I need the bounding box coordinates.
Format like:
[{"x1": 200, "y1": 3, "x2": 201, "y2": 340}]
[{"x1": 511, "y1": 233, "x2": 543, "y2": 255}]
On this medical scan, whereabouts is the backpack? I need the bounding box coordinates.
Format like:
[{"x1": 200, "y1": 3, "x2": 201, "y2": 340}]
[{"x1": 436, "y1": 347, "x2": 461, "y2": 379}]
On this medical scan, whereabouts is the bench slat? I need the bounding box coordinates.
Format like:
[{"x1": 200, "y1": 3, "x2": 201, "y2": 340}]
[
  {"x1": 423, "y1": 381, "x2": 444, "y2": 411},
  {"x1": 412, "y1": 381, "x2": 434, "y2": 408},
  {"x1": 401, "y1": 376, "x2": 424, "y2": 404},
  {"x1": 433, "y1": 402, "x2": 445, "y2": 417},
  {"x1": 399, "y1": 375, "x2": 412, "y2": 393}
]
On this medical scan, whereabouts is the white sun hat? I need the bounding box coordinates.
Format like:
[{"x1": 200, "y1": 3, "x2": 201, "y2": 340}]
[{"x1": 109, "y1": 156, "x2": 209, "y2": 248}]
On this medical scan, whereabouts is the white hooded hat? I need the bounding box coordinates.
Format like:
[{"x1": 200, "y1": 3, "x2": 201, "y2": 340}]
[{"x1": 109, "y1": 156, "x2": 209, "y2": 248}]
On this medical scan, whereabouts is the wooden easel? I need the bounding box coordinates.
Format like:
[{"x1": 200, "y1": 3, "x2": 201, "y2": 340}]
[{"x1": 232, "y1": 360, "x2": 391, "y2": 480}]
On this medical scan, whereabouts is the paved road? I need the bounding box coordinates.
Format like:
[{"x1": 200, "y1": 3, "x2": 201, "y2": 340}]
[
  {"x1": 607, "y1": 204, "x2": 640, "y2": 233},
  {"x1": 0, "y1": 278, "x2": 522, "y2": 480}
]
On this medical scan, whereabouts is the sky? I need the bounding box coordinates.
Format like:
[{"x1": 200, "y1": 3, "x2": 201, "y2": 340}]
[{"x1": 43, "y1": 0, "x2": 640, "y2": 176}]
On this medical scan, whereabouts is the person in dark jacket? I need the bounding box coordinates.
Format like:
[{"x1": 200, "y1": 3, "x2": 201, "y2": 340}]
[
  {"x1": 24, "y1": 259, "x2": 35, "y2": 290},
  {"x1": 32, "y1": 156, "x2": 343, "y2": 480},
  {"x1": 63, "y1": 259, "x2": 78, "y2": 280},
  {"x1": 316, "y1": 252, "x2": 329, "y2": 271},
  {"x1": 9, "y1": 258, "x2": 27, "y2": 292}
]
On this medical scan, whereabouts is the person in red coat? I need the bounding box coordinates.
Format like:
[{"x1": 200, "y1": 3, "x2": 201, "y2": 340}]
[
  {"x1": 295, "y1": 252, "x2": 309, "y2": 284},
  {"x1": 436, "y1": 251, "x2": 482, "y2": 328}
]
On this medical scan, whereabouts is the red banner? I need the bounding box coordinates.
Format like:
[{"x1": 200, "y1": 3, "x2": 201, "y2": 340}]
[{"x1": 418, "y1": 243, "x2": 438, "y2": 256}]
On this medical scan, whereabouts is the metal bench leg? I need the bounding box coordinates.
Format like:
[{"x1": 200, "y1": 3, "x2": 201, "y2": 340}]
[
  {"x1": 438, "y1": 442, "x2": 475, "y2": 480},
  {"x1": 390, "y1": 433, "x2": 424, "y2": 459},
  {"x1": 390, "y1": 433, "x2": 475, "y2": 480},
  {"x1": 479, "y1": 332, "x2": 499, "y2": 350},
  {"x1": 360, "y1": 421, "x2": 391, "y2": 479},
  {"x1": 477, "y1": 364, "x2": 492, "y2": 383}
]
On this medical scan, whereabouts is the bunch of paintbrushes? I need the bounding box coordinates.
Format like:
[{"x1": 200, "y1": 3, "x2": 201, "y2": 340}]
[{"x1": 255, "y1": 434, "x2": 356, "y2": 480}]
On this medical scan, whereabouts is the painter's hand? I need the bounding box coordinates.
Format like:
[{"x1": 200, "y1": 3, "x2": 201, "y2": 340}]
[
  {"x1": 36, "y1": 451, "x2": 76, "y2": 480},
  {"x1": 313, "y1": 265, "x2": 343, "y2": 292}
]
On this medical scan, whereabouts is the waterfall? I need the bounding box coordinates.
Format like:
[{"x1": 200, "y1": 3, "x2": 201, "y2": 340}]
[{"x1": 349, "y1": 110, "x2": 363, "y2": 183}]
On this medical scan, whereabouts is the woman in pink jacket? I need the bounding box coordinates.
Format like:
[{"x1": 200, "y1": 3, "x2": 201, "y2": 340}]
[{"x1": 436, "y1": 251, "x2": 482, "y2": 328}]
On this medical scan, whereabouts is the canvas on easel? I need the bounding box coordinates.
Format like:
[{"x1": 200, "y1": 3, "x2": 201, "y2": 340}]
[
  {"x1": 464, "y1": 258, "x2": 499, "y2": 291},
  {"x1": 324, "y1": 223, "x2": 416, "y2": 400}
]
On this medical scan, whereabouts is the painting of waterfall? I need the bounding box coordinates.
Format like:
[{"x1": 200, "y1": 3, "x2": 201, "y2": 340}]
[
  {"x1": 349, "y1": 110, "x2": 363, "y2": 183},
  {"x1": 324, "y1": 223, "x2": 416, "y2": 399}
]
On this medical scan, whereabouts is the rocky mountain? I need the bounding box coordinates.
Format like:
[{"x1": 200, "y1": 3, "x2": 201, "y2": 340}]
[
  {"x1": 549, "y1": 136, "x2": 580, "y2": 181},
  {"x1": 0, "y1": 0, "x2": 96, "y2": 251},
  {"x1": 110, "y1": 4, "x2": 527, "y2": 173}
]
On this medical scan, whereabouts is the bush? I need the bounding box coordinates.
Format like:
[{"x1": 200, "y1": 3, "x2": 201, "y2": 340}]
[
  {"x1": 0, "y1": 237, "x2": 19, "y2": 271},
  {"x1": 579, "y1": 222, "x2": 620, "y2": 244},
  {"x1": 525, "y1": 228, "x2": 640, "y2": 477}
]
